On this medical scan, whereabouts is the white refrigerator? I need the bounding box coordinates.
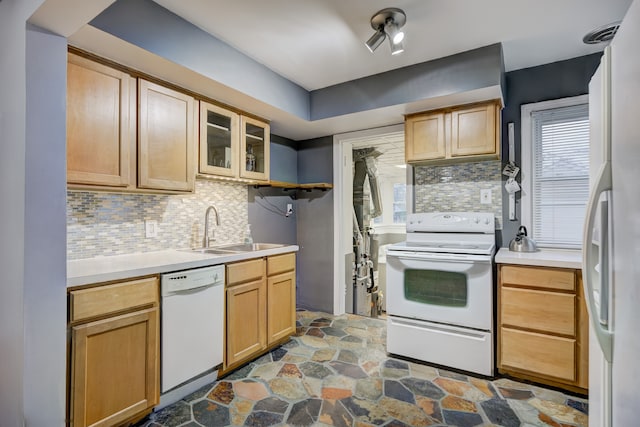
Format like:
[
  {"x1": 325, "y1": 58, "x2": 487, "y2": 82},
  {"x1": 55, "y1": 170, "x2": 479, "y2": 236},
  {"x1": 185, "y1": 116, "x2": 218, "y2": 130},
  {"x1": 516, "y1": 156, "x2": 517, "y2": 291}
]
[{"x1": 584, "y1": 1, "x2": 640, "y2": 426}]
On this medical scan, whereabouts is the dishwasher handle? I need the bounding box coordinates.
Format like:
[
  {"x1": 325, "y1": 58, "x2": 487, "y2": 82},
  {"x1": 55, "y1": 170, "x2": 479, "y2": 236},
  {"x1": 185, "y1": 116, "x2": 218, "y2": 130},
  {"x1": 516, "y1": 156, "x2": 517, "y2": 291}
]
[
  {"x1": 161, "y1": 265, "x2": 225, "y2": 297},
  {"x1": 163, "y1": 282, "x2": 220, "y2": 297}
]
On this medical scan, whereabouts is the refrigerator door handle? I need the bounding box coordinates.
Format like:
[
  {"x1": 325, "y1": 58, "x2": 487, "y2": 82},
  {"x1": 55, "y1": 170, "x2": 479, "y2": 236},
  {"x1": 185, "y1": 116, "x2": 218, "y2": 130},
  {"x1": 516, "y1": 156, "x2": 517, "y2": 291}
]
[
  {"x1": 583, "y1": 161, "x2": 613, "y2": 363},
  {"x1": 598, "y1": 197, "x2": 611, "y2": 327}
]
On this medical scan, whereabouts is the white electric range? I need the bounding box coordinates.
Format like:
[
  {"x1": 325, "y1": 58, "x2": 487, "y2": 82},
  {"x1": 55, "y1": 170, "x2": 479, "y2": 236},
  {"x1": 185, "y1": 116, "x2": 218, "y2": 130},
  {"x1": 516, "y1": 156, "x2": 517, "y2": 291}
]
[{"x1": 386, "y1": 212, "x2": 496, "y2": 376}]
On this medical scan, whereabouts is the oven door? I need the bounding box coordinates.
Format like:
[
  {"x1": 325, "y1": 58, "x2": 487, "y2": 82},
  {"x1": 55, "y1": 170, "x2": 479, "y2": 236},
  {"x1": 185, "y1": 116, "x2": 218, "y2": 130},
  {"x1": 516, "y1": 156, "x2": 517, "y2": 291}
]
[{"x1": 386, "y1": 250, "x2": 493, "y2": 330}]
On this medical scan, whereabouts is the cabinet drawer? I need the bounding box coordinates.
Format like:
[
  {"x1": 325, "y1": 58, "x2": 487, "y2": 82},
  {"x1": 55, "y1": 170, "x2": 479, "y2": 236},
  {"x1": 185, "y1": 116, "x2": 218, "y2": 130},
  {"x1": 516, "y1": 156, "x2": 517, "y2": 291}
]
[
  {"x1": 501, "y1": 327, "x2": 576, "y2": 382},
  {"x1": 501, "y1": 265, "x2": 575, "y2": 291},
  {"x1": 227, "y1": 258, "x2": 264, "y2": 285},
  {"x1": 70, "y1": 277, "x2": 159, "y2": 323},
  {"x1": 501, "y1": 287, "x2": 576, "y2": 336},
  {"x1": 267, "y1": 253, "x2": 295, "y2": 276}
]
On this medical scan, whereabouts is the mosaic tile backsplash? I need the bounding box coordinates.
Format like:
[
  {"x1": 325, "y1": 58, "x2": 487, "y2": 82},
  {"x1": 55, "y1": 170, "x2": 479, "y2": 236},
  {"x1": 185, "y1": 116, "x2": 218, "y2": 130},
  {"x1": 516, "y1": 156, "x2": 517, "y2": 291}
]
[
  {"x1": 67, "y1": 179, "x2": 248, "y2": 260},
  {"x1": 414, "y1": 160, "x2": 503, "y2": 229}
]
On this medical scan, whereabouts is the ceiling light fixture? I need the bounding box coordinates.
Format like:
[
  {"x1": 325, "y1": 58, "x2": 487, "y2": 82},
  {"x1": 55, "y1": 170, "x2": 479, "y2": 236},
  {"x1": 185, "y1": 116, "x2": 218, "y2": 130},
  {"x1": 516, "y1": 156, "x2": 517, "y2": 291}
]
[{"x1": 365, "y1": 7, "x2": 406, "y2": 55}]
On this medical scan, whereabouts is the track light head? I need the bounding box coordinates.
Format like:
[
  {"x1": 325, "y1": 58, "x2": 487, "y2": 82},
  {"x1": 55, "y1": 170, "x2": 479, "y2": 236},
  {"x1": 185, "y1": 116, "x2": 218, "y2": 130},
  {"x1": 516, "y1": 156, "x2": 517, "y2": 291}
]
[
  {"x1": 365, "y1": 29, "x2": 386, "y2": 53},
  {"x1": 366, "y1": 7, "x2": 406, "y2": 54},
  {"x1": 390, "y1": 39, "x2": 404, "y2": 55}
]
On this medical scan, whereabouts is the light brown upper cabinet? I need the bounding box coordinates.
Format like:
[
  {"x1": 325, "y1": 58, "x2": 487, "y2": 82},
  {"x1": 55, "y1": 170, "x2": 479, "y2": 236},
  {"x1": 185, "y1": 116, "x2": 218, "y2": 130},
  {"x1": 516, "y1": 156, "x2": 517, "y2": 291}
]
[
  {"x1": 198, "y1": 100, "x2": 270, "y2": 182},
  {"x1": 66, "y1": 53, "x2": 135, "y2": 188},
  {"x1": 199, "y1": 101, "x2": 240, "y2": 178},
  {"x1": 240, "y1": 116, "x2": 270, "y2": 181},
  {"x1": 405, "y1": 100, "x2": 501, "y2": 164},
  {"x1": 405, "y1": 111, "x2": 446, "y2": 161},
  {"x1": 67, "y1": 53, "x2": 197, "y2": 193},
  {"x1": 138, "y1": 79, "x2": 196, "y2": 192}
]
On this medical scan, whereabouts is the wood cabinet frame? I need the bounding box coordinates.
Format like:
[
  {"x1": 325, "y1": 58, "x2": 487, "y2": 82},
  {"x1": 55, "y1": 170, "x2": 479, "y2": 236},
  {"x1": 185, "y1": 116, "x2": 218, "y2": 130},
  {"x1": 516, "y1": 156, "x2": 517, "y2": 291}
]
[
  {"x1": 138, "y1": 79, "x2": 196, "y2": 192},
  {"x1": 405, "y1": 99, "x2": 501, "y2": 164},
  {"x1": 198, "y1": 101, "x2": 240, "y2": 178},
  {"x1": 70, "y1": 308, "x2": 159, "y2": 427},
  {"x1": 198, "y1": 111, "x2": 271, "y2": 183},
  {"x1": 226, "y1": 279, "x2": 267, "y2": 367},
  {"x1": 497, "y1": 264, "x2": 588, "y2": 393},
  {"x1": 224, "y1": 253, "x2": 296, "y2": 373},
  {"x1": 239, "y1": 115, "x2": 270, "y2": 182},
  {"x1": 267, "y1": 270, "x2": 296, "y2": 344},
  {"x1": 66, "y1": 53, "x2": 136, "y2": 188}
]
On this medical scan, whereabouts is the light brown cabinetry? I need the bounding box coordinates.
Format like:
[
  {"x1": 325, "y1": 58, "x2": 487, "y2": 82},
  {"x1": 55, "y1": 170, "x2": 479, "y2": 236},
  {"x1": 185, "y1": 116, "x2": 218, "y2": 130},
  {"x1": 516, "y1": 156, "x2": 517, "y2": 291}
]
[
  {"x1": 199, "y1": 101, "x2": 240, "y2": 178},
  {"x1": 67, "y1": 53, "x2": 196, "y2": 193},
  {"x1": 267, "y1": 253, "x2": 296, "y2": 344},
  {"x1": 240, "y1": 116, "x2": 270, "y2": 181},
  {"x1": 225, "y1": 258, "x2": 267, "y2": 367},
  {"x1": 138, "y1": 79, "x2": 196, "y2": 192},
  {"x1": 224, "y1": 253, "x2": 296, "y2": 371},
  {"x1": 497, "y1": 264, "x2": 588, "y2": 393},
  {"x1": 66, "y1": 53, "x2": 135, "y2": 188},
  {"x1": 68, "y1": 277, "x2": 160, "y2": 427},
  {"x1": 405, "y1": 100, "x2": 501, "y2": 164},
  {"x1": 198, "y1": 101, "x2": 270, "y2": 182}
]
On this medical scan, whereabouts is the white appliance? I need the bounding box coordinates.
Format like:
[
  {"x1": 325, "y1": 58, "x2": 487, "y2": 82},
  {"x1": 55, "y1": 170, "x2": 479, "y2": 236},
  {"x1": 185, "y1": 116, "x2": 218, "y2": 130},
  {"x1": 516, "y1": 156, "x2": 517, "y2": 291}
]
[
  {"x1": 386, "y1": 212, "x2": 496, "y2": 376},
  {"x1": 584, "y1": 2, "x2": 640, "y2": 426},
  {"x1": 161, "y1": 265, "x2": 224, "y2": 393}
]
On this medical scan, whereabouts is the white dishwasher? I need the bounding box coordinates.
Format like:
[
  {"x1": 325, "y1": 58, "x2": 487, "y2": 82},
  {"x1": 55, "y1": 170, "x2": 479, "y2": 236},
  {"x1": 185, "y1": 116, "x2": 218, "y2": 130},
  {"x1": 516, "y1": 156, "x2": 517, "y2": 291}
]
[{"x1": 161, "y1": 265, "x2": 224, "y2": 393}]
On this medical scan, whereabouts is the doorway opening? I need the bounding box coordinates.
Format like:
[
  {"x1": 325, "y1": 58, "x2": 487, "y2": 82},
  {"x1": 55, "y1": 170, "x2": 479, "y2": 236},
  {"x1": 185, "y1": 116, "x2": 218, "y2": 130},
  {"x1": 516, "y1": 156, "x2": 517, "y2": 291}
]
[{"x1": 332, "y1": 125, "x2": 410, "y2": 317}]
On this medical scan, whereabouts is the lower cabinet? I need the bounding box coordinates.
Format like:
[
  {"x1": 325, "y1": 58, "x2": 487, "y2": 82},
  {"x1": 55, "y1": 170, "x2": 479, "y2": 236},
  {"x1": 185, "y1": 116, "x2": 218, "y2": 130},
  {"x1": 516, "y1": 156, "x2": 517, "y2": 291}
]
[
  {"x1": 267, "y1": 253, "x2": 297, "y2": 344},
  {"x1": 226, "y1": 276, "x2": 267, "y2": 367},
  {"x1": 225, "y1": 253, "x2": 296, "y2": 371},
  {"x1": 68, "y1": 277, "x2": 160, "y2": 427},
  {"x1": 497, "y1": 264, "x2": 588, "y2": 393}
]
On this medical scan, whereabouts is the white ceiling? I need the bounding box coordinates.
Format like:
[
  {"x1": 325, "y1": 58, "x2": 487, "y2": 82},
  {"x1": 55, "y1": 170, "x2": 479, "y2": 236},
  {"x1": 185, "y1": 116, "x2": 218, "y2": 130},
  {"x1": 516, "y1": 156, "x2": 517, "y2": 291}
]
[
  {"x1": 351, "y1": 132, "x2": 406, "y2": 178},
  {"x1": 154, "y1": 0, "x2": 632, "y2": 91}
]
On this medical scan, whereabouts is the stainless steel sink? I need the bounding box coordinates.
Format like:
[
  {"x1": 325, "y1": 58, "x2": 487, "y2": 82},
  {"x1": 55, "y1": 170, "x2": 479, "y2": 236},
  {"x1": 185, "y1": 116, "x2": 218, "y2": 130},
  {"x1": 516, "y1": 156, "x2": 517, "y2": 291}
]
[
  {"x1": 184, "y1": 243, "x2": 286, "y2": 255},
  {"x1": 214, "y1": 243, "x2": 286, "y2": 252},
  {"x1": 187, "y1": 248, "x2": 240, "y2": 255}
]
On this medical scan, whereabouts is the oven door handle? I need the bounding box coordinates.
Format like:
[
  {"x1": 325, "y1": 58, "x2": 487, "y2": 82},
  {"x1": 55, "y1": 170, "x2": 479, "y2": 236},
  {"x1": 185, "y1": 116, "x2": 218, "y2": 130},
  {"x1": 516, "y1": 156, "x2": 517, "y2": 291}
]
[
  {"x1": 386, "y1": 251, "x2": 492, "y2": 263},
  {"x1": 390, "y1": 317, "x2": 489, "y2": 340}
]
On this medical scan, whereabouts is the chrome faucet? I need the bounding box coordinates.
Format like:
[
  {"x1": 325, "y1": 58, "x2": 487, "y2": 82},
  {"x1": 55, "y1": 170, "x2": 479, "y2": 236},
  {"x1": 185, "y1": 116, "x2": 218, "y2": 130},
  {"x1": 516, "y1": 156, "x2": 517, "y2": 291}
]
[{"x1": 203, "y1": 205, "x2": 220, "y2": 248}]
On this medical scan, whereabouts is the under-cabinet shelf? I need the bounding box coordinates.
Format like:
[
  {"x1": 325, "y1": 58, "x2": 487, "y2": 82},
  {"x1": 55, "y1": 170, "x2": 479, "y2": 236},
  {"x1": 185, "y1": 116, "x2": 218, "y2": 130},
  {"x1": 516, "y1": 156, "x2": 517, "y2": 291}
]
[{"x1": 255, "y1": 181, "x2": 333, "y2": 191}]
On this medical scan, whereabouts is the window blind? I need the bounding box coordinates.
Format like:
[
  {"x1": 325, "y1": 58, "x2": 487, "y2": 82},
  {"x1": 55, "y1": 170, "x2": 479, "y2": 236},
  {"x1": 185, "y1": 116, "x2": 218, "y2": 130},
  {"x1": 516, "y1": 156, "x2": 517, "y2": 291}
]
[{"x1": 531, "y1": 103, "x2": 589, "y2": 248}]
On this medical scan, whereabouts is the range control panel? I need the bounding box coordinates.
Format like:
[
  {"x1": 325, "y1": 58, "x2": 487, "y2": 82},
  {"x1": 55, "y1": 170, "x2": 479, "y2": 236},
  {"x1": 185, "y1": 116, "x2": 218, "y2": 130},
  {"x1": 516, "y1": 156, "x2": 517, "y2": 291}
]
[{"x1": 406, "y1": 212, "x2": 495, "y2": 234}]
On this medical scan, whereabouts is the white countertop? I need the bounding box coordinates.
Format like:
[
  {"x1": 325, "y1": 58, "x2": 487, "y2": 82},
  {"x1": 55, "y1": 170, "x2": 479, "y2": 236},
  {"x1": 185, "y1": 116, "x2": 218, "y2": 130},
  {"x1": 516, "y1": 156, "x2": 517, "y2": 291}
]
[
  {"x1": 67, "y1": 245, "x2": 299, "y2": 288},
  {"x1": 495, "y1": 247, "x2": 582, "y2": 270}
]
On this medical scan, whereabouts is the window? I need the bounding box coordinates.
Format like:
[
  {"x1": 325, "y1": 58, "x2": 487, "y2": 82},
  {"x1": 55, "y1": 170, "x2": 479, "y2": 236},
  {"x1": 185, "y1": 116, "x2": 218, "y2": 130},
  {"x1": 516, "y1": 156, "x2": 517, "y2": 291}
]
[
  {"x1": 393, "y1": 183, "x2": 406, "y2": 224},
  {"x1": 521, "y1": 96, "x2": 589, "y2": 249}
]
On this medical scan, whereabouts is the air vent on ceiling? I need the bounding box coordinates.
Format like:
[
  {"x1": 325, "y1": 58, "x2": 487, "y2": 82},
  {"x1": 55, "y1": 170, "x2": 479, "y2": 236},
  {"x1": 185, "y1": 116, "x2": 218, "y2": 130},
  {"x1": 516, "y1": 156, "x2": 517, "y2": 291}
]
[{"x1": 583, "y1": 22, "x2": 621, "y2": 44}]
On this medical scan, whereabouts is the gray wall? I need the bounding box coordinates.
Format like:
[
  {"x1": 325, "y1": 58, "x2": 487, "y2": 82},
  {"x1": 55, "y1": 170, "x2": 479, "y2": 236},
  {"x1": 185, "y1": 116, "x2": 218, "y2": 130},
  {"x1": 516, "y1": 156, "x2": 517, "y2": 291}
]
[
  {"x1": 295, "y1": 136, "x2": 334, "y2": 312},
  {"x1": 248, "y1": 135, "x2": 298, "y2": 245},
  {"x1": 311, "y1": 44, "x2": 504, "y2": 120},
  {"x1": 500, "y1": 53, "x2": 602, "y2": 246},
  {"x1": 24, "y1": 25, "x2": 68, "y2": 426},
  {"x1": 90, "y1": 1, "x2": 505, "y2": 129},
  {"x1": 91, "y1": 0, "x2": 309, "y2": 119},
  {"x1": 0, "y1": 1, "x2": 68, "y2": 424},
  {"x1": 0, "y1": 3, "x2": 30, "y2": 423}
]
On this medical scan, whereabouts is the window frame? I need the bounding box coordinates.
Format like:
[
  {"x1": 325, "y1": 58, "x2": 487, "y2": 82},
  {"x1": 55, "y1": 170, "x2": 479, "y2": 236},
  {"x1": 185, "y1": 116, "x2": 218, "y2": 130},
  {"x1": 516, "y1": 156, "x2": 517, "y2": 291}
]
[{"x1": 520, "y1": 94, "x2": 588, "y2": 249}]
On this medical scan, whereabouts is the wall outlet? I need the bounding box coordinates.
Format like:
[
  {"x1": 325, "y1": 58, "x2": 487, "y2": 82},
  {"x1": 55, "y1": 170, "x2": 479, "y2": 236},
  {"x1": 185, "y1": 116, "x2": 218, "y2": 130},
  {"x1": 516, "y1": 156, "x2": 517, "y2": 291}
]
[
  {"x1": 145, "y1": 220, "x2": 158, "y2": 238},
  {"x1": 286, "y1": 203, "x2": 294, "y2": 217},
  {"x1": 480, "y1": 189, "x2": 492, "y2": 204}
]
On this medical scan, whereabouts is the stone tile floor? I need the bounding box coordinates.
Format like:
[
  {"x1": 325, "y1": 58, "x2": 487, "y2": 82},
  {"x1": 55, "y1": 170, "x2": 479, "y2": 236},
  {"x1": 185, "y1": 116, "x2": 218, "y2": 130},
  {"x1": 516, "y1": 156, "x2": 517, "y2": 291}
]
[{"x1": 136, "y1": 310, "x2": 588, "y2": 427}]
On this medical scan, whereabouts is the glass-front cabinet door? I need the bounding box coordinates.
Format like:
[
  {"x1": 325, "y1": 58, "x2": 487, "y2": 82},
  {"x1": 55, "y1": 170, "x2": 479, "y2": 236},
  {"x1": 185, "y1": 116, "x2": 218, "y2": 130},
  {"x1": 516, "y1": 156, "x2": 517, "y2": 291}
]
[
  {"x1": 240, "y1": 116, "x2": 270, "y2": 181},
  {"x1": 199, "y1": 101, "x2": 239, "y2": 177}
]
